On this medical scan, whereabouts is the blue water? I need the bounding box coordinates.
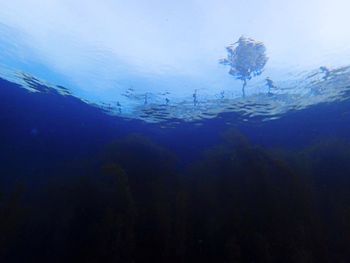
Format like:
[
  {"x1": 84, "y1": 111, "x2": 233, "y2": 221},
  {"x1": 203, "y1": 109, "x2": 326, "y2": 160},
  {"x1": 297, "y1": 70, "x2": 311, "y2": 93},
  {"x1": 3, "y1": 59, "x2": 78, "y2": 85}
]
[
  {"x1": 2, "y1": 2, "x2": 350, "y2": 261},
  {"x1": 2, "y1": 71, "x2": 350, "y2": 261}
]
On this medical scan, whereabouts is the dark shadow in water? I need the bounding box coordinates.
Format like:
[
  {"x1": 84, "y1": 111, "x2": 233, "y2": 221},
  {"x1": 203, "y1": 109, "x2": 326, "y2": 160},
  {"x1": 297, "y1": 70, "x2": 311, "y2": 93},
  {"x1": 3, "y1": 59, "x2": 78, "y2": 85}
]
[
  {"x1": 2, "y1": 77, "x2": 350, "y2": 262},
  {"x1": 1, "y1": 131, "x2": 350, "y2": 262}
]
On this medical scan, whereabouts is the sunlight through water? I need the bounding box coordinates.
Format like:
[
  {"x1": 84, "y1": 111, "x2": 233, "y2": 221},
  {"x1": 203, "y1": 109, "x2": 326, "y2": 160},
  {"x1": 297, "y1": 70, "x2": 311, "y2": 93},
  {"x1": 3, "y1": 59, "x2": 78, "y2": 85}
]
[{"x1": 1, "y1": 0, "x2": 350, "y2": 123}]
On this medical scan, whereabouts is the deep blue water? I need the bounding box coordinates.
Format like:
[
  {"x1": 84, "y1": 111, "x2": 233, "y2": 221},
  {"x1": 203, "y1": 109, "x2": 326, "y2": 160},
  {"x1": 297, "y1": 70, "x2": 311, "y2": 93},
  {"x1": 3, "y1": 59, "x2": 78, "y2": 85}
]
[
  {"x1": 2, "y1": 75, "x2": 350, "y2": 178},
  {"x1": 2, "y1": 75, "x2": 350, "y2": 262},
  {"x1": 3, "y1": 1, "x2": 350, "y2": 260}
]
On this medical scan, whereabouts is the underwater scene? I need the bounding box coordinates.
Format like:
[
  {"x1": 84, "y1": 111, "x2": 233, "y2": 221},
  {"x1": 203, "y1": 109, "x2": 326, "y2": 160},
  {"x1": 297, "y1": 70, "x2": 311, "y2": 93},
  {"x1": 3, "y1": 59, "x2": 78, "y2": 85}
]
[{"x1": 1, "y1": 0, "x2": 350, "y2": 262}]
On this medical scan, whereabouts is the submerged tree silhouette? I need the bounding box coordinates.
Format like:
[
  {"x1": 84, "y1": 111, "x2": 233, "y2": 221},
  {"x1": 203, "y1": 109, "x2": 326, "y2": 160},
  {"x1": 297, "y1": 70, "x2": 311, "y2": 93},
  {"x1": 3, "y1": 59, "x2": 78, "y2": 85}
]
[{"x1": 220, "y1": 36, "x2": 268, "y2": 97}]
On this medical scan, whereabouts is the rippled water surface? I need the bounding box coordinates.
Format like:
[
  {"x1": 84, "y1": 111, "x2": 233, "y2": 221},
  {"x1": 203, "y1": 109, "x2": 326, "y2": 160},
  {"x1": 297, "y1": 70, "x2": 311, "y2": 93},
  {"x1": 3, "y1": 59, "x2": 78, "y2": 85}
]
[{"x1": 1, "y1": 0, "x2": 350, "y2": 123}]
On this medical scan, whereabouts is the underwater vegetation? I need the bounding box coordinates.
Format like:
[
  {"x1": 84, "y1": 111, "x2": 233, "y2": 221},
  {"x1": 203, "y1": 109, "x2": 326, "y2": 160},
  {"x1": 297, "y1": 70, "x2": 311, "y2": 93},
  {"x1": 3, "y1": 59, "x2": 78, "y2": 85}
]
[
  {"x1": 1, "y1": 131, "x2": 350, "y2": 262},
  {"x1": 2, "y1": 3, "x2": 350, "y2": 263},
  {"x1": 0, "y1": 184, "x2": 26, "y2": 261}
]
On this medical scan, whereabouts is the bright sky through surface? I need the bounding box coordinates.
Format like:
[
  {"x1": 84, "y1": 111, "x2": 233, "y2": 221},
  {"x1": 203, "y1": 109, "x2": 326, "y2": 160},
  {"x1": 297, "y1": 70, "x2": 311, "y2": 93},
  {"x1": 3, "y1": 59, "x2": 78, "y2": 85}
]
[{"x1": 1, "y1": 0, "x2": 350, "y2": 122}]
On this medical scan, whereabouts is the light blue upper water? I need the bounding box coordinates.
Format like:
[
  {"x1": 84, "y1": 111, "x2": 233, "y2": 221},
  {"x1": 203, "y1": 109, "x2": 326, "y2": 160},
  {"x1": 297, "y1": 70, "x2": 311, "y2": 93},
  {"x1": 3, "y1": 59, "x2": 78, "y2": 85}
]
[{"x1": 1, "y1": 0, "x2": 350, "y2": 123}]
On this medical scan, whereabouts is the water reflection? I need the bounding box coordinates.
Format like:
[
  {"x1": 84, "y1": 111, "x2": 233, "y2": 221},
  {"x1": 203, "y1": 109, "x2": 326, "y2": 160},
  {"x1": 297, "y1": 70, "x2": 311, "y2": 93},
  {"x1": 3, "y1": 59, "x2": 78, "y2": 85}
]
[{"x1": 2, "y1": 65, "x2": 350, "y2": 123}]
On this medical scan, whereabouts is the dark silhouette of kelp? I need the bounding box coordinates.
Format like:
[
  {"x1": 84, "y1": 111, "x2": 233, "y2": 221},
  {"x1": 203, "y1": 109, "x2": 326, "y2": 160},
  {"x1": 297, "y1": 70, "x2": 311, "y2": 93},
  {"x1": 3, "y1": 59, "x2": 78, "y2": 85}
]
[
  {"x1": 0, "y1": 184, "x2": 26, "y2": 261},
  {"x1": 183, "y1": 129, "x2": 322, "y2": 262},
  {"x1": 1, "y1": 133, "x2": 350, "y2": 262}
]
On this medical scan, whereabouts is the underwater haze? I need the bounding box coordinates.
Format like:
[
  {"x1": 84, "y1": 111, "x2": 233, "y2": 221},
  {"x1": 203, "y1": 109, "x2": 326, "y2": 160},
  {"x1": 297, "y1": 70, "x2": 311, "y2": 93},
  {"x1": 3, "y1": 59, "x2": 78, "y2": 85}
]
[{"x1": 1, "y1": 1, "x2": 350, "y2": 262}]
